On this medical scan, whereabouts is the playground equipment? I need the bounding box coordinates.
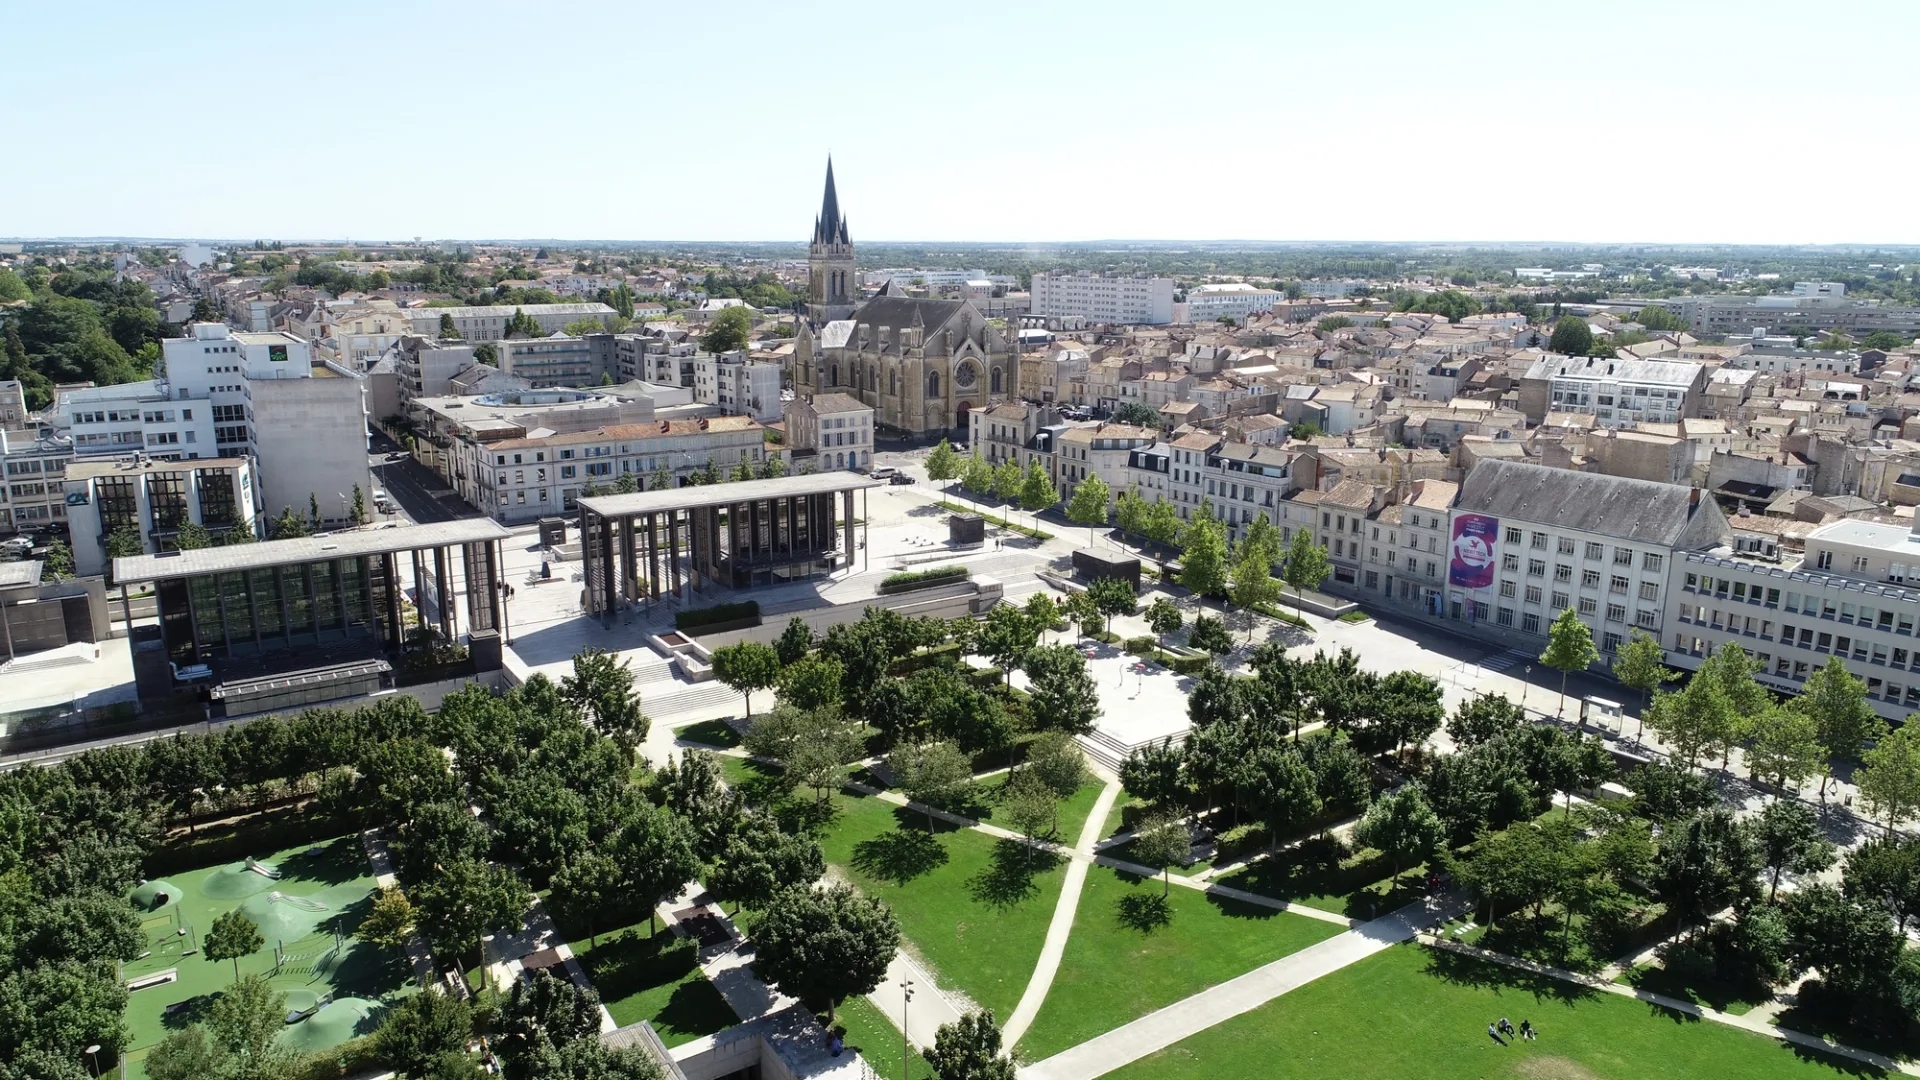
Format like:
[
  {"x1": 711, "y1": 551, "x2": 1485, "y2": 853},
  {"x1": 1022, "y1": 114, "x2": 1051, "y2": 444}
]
[
  {"x1": 246, "y1": 858, "x2": 284, "y2": 880},
  {"x1": 285, "y1": 992, "x2": 335, "y2": 1025},
  {"x1": 268, "y1": 890, "x2": 328, "y2": 911},
  {"x1": 127, "y1": 969, "x2": 178, "y2": 992}
]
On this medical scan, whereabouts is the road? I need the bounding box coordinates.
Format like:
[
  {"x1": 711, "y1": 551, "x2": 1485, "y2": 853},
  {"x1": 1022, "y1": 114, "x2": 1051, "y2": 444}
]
[{"x1": 365, "y1": 429, "x2": 477, "y2": 526}]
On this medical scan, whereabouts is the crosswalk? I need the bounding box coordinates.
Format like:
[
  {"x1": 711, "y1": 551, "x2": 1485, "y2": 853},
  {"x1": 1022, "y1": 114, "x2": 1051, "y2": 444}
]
[{"x1": 1477, "y1": 648, "x2": 1534, "y2": 674}]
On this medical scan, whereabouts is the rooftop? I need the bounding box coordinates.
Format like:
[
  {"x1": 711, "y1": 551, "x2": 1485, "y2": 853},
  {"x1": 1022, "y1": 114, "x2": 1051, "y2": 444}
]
[
  {"x1": 579, "y1": 471, "x2": 877, "y2": 517},
  {"x1": 68, "y1": 455, "x2": 249, "y2": 480},
  {"x1": 113, "y1": 519, "x2": 511, "y2": 585},
  {"x1": 1455, "y1": 459, "x2": 1717, "y2": 547}
]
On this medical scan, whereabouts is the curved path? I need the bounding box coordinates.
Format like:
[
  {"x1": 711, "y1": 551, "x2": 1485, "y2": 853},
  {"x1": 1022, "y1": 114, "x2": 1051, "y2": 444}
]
[{"x1": 1000, "y1": 780, "x2": 1122, "y2": 1047}]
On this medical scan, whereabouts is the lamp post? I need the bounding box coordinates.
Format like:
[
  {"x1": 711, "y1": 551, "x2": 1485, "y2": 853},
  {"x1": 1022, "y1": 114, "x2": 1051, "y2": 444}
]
[
  {"x1": 898, "y1": 977, "x2": 915, "y2": 1080},
  {"x1": 1521, "y1": 665, "x2": 1531, "y2": 715},
  {"x1": 85, "y1": 1044, "x2": 101, "y2": 1076}
]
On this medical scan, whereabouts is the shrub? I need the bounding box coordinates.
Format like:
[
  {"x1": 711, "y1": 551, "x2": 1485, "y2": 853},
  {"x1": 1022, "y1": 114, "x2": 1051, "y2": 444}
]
[
  {"x1": 1124, "y1": 636, "x2": 1156, "y2": 655},
  {"x1": 676, "y1": 600, "x2": 761, "y2": 631},
  {"x1": 880, "y1": 565, "x2": 970, "y2": 593},
  {"x1": 891, "y1": 641, "x2": 963, "y2": 676},
  {"x1": 1169, "y1": 655, "x2": 1212, "y2": 676},
  {"x1": 967, "y1": 666, "x2": 1005, "y2": 689}
]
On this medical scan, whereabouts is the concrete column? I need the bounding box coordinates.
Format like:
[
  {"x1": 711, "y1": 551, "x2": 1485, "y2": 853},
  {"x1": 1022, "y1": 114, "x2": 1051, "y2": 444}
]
[{"x1": 842, "y1": 490, "x2": 856, "y2": 570}]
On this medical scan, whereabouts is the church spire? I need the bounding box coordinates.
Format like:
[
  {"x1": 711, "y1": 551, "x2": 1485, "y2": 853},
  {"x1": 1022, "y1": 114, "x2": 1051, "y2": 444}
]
[{"x1": 814, "y1": 157, "x2": 848, "y2": 246}]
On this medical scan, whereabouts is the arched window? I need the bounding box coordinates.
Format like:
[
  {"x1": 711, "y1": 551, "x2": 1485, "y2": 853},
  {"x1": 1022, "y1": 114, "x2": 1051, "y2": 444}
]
[
  {"x1": 830, "y1": 364, "x2": 839, "y2": 386},
  {"x1": 991, "y1": 367, "x2": 1003, "y2": 393},
  {"x1": 927, "y1": 372, "x2": 941, "y2": 398}
]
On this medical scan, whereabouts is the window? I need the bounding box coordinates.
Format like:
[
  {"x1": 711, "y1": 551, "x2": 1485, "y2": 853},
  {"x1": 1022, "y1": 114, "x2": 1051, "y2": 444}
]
[
  {"x1": 1585, "y1": 542, "x2": 1604, "y2": 560},
  {"x1": 1582, "y1": 568, "x2": 1601, "y2": 588},
  {"x1": 1816, "y1": 550, "x2": 1833, "y2": 570},
  {"x1": 1578, "y1": 596, "x2": 1597, "y2": 616},
  {"x1": 1505, "y1": 527, "x2": 1522, "y2": 545},
  {"x1": 1499, "y1": 581, "x2": 1517, "y2": 598},
  {"x1": 1606, "y1": 603, "x2": 1626, "y2": 623},
  {"x1": 1643, "y1": 552, "x2": 1664, "y2": 573},
  {"x1": 1610, "y1": 575, "x2": 1629, "y2": 594},
  {"x1": 1555, "y1": 564, "x2": 1572, "y2": 582},
  {"x1": 1552, "y1": 591, "x2": 1569, "y2": 610},
  {"x1": 1637, "y1": 609, "x2": 1658, "y2": 628},
  {"x1": 1502, "y1": 552, "x2": 1519, "y2": 571},
  {"x1": 1613, "y1": 547, "x2": 1634, "y2": 566},
  {"x1": 1497, "y1": 607, "x2": 1514, "y2": 626},
  {"x1": 1557, "y1": 538, "x2": 1575, "y2": 555},
  {"x1": 1602, "y1": 632, "x2": 1622, "y2": 653},
  {"x1": 1528, "y1": 559, "x2": 1546, "y2": 577},
  {"x1": 1530, "y1": 532, "x2": 1548, "y2": 550},
  {"x1": 1522, "y1": 612, "x2": 1540, "y2": 634},
  {"x1": 1525, "y1": 585, "x2": 1542, "y2": 605},
  {"x1": 1639, "y1": 581, "x2": 1660, "y2": 601}
]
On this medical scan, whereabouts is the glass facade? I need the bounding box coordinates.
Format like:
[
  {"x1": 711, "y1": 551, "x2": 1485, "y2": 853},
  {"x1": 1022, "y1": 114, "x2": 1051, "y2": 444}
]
[
  {"x1": 97, "y1": 475, "x2": 139, "y2": 533},
  {"x1": 161, "y1": 555, "x2": 398, "y2": 663},
  {"x1": 196, "y1": 468, "x2": 239, "y2": 527},
  {"x1": 147, "y1": 472, "x2": 189, "y2": 531}
]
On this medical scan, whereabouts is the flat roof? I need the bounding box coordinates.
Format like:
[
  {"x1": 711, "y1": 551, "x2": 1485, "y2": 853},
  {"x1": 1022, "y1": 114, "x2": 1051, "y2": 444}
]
[
  {"x1": 113, "y1": 519, "x2": 512, "y2": 584},
  {"x1": 579, "y1": 472, "x2": 877, "y2": 517}
]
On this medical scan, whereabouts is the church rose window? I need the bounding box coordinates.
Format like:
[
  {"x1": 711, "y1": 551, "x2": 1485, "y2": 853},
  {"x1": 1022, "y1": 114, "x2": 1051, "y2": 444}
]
[{"x1": 955, "y1": 362, "x2": 978, "y2": 389}]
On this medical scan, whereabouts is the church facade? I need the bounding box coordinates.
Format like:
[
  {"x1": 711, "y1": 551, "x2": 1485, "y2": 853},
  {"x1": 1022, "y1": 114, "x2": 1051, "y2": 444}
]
[{"x1": 791, "y1": 159, "x2": 1015, "y2": 440}]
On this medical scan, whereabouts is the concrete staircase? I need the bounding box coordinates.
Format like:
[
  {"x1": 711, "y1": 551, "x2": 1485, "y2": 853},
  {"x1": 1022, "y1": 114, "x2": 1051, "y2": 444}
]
[
  {"x1": 0, "y1": 647, "x2": 97, "y2": 676},
  {"x1": 639, "y1": 679, "x2": 744, "y2": 720},
  {"x1": 1076, "y1": 725, "x2": 1188, "y2": 774}
]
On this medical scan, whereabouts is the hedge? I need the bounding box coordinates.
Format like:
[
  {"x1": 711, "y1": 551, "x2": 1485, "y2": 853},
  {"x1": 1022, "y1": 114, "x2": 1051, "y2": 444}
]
[
  {"x1": 676, "y1": 600, "x2": 761, "y2": 631},
  {"x1": 1169, "y1": 655, "x2": 1212, "y2": 676},
  {"x1": 880, "y1": 564, "x2": 971, "y2": 594},
  {"x1": 1124, "y1": 636, "x2": 1156, "y2": 655},
  {"x1": 891, "y1": 641, "x2": 964, "y2": 676},
  {"x1": 967, "y1": 665, "x2": 1006, "y2": 688}
]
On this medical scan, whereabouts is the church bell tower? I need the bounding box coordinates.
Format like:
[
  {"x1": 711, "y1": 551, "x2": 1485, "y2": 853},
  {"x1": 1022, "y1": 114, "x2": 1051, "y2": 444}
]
[{"x1": 807, "y1": 157, "x2": 856, "y2": 324}]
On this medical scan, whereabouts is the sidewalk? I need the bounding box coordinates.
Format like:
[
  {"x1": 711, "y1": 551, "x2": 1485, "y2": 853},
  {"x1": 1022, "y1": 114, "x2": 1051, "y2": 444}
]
[
  {"x1": 1019, "y1": 898, "x2": 1464, "y2": 1080},
  {"x1": 866, "y1": 949, "x2": 965, "y2": 1050},
  {"x1": 1002, "y1": 780, "x2": 1123, "y2": 1047}
]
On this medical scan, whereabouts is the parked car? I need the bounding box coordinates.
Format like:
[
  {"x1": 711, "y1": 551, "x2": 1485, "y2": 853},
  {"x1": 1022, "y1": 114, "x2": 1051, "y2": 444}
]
[
  {"x1": 0, "y1": 537, "x2": 33, "y2": 555},
  {"x1": 868, "y1": 467, "x2": 899, "y2": 481},
  {"x1": 888, "y1": 473, "x2": 915, "y2": 486}
]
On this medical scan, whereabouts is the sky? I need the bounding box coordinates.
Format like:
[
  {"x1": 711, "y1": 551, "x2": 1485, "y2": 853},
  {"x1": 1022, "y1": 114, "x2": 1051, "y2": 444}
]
[{"x1": 3, "y1": 0, "x2": 1917, "y2": 246}]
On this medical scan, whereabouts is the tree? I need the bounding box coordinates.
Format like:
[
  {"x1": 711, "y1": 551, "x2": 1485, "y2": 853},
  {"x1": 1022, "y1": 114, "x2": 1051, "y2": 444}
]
[
  {"x1": 1288, "y1": 420, "x2": 1323, "y2": 440},
  {"x1": 1655, "y1": 807, "x2": 1761, "y2": 936},
  {"x1": 173, "y1": 521, "x2": 212, "y2": 550},
  {"x1": 1229, "y1": 545, "x2": 1280, "y2": 639},
  {"x1": 1114, "y1": 486, "x2": 1147, "y2": 538},
  {"x1": 1280, "y1": 527, "x2": 1332, "y2": 610},
  {"x1": 1065, "y1": 472, "x2": 1110, "y2": 545},
  {"x1": 414, "y1": 858, "x2": 530, "y2": 963},
  {"x1": 204, "y1": 909, "x2": 264, "y2": 983},
  {"x1": 1130, "y1": 810, "x2": 1191, "y2": 898},
  {"x1": 1354, "y1": 785, "x2": 1446, "y2": 884},
  {"x1": 1802, "y1": 655, "x2": 1886, "y2": 803},
  {"x1": 1026, "y1": 730, "x2": 1088, "y2": 803},
  {"x1": 1085, "y1": 576, "x2": 1137, "y2": 637},
  {"x1": 1246, "y1": 743, "x2": 1322, "y2": 849},
  {"x1": 776, "y1": 655, "x2": 844, "y2": 712},
  {"x1": 889, "y1": 740, "x2": 974, "y2": 831},
  {"x1": 1176, "y1": 502, "x2": 1229, "y2": 597},
  {"x1": 925, "y1": 438, "x2": 960, "y2": 493},
  {"x1": 145, "y1": 1027, "x2": 220, "y2": 1080},
  {"x1": 1145, "y1": 598, "x2": 1182, "y2": 650},
  {"x1": 1140, "y1": 499, "x2": 1181, "y2": 557},
  {"x1": 270, "y1": 506, "x2": 308, "y2": 540},
  {"x1": 700, "y1": 306, "x2": 754, "y2": 354},
  {"x1": 504, "y1": 308, "x2": 543, "y2": 338},
  {"x1": 1017, "y1": 461, "x2": 1057, "y2": 527},
  {"x1": 1023, "y1": 591, "x2": 1061, "y2": 645},
  {"x1": 191, "y1": 296, "x2": 220, "y2": 322},
  {"x1": 976, "y1": 601, "x2": 1040, "y2": 684},
  {"x1": 1121, "y1": 738, "x2": 1189, "y2": 811},
  {"x1": 712, "y1": 641, "x2": 780, "y2": 719},
  {"x1": 751, "y1": 883, "x2": 900, "y2": 1022},
  {"x1": 709, "y1": 811, "x2": 825, "y2": 914},
  {"x1": 1859, "y1": 724, "x2": 1920, "y2": 835},
  {"x1": 1112, "y1": 402, "x2": 1162, "y2": 428},
  {"x1": 561, "y1": 647, "x2": 647, "y2": 746},
  {"x1": 991, "y1": 460, "x2": 1024, "y2": 506},
  {"x1": 1187, "y1": 614, "x2": 1232, "y2": 656},
  {"x1": 1446, "y1": 693, "x2": 1526, "y2": 749},
  {"x1": 39, "y1": 539, "x2": 73, "y2": 581},
  {"x1": 104, "y1": 524, "x2": 143, "y2": 563},
  {"x1": 1023, "y1": 644, "x2": 1101, "y2": 735},
  {"x1": 1746, "y1": 702, "x2": 1824, "y2": 796},
  {"x1": 547, "y1": 852, "x2": 625, "y2": 949},
  {"x1": 1549, "y1": 316, "x2": 1593, "y2": 356},
  {"x1": 1611, "y1": 629, "x2": 1671, "y2": 736},
  {"x1": 1063, "y1": 588, "x2": 1101, "y2": 641},
  {"x1": 351, "y1": 484, "x2": 367, "y2": 525},
  {"x1": 927, "y1": 1009, "x2": 1017, "y2": 1080},
  {"x1": 496, "y1": 969, "x2": 606, "y2": 1078},
  {"x1": 356, "y1": 885, "x2": 417, "y2": 951},
  {"x1": 1844, "y1": 835, "x2": 1920, "y2": 932},
  {"x1": 998, "y1": 768, "x2": 1060, "y2": 854},
  {"x1": 206, "y1": 974, "x2": 292, "y2": 1080},
  {"x1": 1782, "y1": 884, "x2": 1907, "y2": 1008},
  {"x1": 439, "y1": 312, "x2": 461, "y2": 340},
  {"x1": 960, "y1": 453, "x2": 994, "y2": 502},
  {"x1": 1749, "y1": 799, "x2": 1836, "y2": 903},
  {"x1": 374, "y1": 989, "x2": 474, "y2": 1079},
  {"x1": 775, "y1": 617, "x2": 814, "y2": 665},
  {"x1": 1373, "y1": 670, "x2": 1445, "y2": 763},
  {"x1": 309, "y1": 492, "x2": 322, "y2": 529},
  {"x1": 1538, "y1": 607, "x2": 1598, "y2": 717}
]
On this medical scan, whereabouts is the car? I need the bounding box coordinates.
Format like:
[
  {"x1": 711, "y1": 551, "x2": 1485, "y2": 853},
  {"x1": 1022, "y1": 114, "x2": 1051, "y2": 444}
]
[
  {"x1": 868, "y1": 467, "x2": 899, "y2": 481},
  {"x1": 0, "y1": 537, "x2": 33, "y2": 554},
  {"x1": 888, "y1": 473, "x2": 915, "y2": 486}
]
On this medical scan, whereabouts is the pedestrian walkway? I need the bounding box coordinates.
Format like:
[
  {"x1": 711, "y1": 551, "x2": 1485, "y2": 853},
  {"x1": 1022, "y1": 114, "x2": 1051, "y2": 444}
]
[
  {"x1": 866, "y1": 949, "x2": 965, "y2": 1050},
  {"x1": 1019, "y1": 898, "x2": 1463, "y2": 1080},
  {"x1": 1002, "y1": 780, "x2": 1123, "y2": 1047},
  {"x1": 658, "y1": 883, "x2": 796, "y2": 1023}
]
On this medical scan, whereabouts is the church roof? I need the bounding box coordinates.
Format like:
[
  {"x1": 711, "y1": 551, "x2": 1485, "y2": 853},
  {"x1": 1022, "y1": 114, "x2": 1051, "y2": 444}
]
[
  {"x1": 852, "y1": 297, "x2": 967, "y2": 335},
  {"x1": 812, "y1": 158, "x2": 850, "y2": 246}
]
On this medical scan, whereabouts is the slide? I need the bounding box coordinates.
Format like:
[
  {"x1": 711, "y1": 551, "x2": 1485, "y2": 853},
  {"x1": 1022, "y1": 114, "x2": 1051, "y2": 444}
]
[{"x1": 245, "y1": 858, "x2": 283, "y2": 880}]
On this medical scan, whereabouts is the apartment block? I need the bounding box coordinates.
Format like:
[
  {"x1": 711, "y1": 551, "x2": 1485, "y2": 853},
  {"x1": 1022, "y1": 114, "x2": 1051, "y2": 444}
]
[
  {"x1": 405, "y1": 303, "x2": 616, "y2": 342},
  {"x1": 1519, "y1": 354, "x2": 1705, "y2": 427},
  {"x1": 783, "y1": 393, "x2": 873, "y2": 472},
  {"x1": 1030, "y1": 272, "x2": 1174, "y2": 326}
]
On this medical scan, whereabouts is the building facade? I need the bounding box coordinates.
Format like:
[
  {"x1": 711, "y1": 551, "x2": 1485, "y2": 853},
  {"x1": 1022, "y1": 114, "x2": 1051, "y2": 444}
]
[
  {"x1": 405, "y1": 303, "x2": 617, "y2": 342},
  {"x1": 1029, "y1": 272, "x2": 1174, "y2": 326},
  {"x1": 65, "y1": 456, "x2": 258, "y2": 576},
  {"x1": 1184, "y1": 283, "x2": 1283, "y2": 324},
  {"x1": 783, "y1": 393, "x2": 873, "y2": 472}
]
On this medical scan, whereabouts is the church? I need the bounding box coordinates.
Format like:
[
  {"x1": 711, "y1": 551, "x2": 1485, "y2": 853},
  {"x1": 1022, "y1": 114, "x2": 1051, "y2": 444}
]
[{"x1": 791, "y1": 159, "x2": 1016, "y2": 440}]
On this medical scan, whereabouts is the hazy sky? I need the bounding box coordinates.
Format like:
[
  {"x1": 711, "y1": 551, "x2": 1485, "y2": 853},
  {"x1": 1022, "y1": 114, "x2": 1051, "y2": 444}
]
[{"x1": 5, "y1": 0, "x2": 1916, "y2": 245}]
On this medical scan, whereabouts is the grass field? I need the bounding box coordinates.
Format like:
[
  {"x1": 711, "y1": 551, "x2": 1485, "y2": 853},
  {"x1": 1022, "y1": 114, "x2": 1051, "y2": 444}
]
[
  {"x1": 1103, "y1": 942, "x2": 1880, "y2": 1080},
  {"x1": 834, "y1": 995, "x2": 936, "y2": 1080},
  {"x1": 560, "y1": 918, "x2": 739, "y2": 1046},
  {"x1": 120, "y1": 835, "x2": 409, "y2": 1078},
  {"x1": 1015, "y1": 865, "x2": 1345, "y2": 1062},
  {"x1": 816, "y1": 787, "x2": 1066, "y2": 1019}
]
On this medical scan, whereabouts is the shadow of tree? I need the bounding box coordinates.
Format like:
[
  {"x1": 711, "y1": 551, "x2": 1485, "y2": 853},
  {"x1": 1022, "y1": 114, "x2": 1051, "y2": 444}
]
[
  {"x1": 275, "y1": 837, "x2": 362, "y2": 887},
  {"x1": 1419, "y1": 945, "x2": 1599, "y2": 1008},
  {"x1": 160, "y1": 992, "x2": 218, "y2": 1030},
  {"x1": 966, "y1": 838, "x2": 1060, "y2": 910},
  {"x1": 852, "y1": 829, "x2": 951, "y2": 886},
  {"x1": 887, "y1": 804, "x2": 966, "y2": 837},
  {"x1": 774, "y1": 795, "x2": 841, "y2": 838},
  {"x1": 1117, "y1": 892, "x2": 1172, "y2": 933},
  {"x1": 1774, "y1": 980, "x2": 1918, "y2": 1068}
]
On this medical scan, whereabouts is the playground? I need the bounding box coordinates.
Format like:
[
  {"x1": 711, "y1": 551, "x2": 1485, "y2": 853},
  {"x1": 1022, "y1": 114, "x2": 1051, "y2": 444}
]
[{"x1": 119, "y1": 835, "x2": 412, "y2": 1077}]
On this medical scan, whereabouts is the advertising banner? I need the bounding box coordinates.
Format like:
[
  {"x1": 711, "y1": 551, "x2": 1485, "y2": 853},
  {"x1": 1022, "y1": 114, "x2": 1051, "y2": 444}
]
[
  {"x1": 269, "y1": 344, "x2": 288, "y2": 362},
  {"x1": 1448, "y1": 512, "x2": 1499, "y2": 590}
]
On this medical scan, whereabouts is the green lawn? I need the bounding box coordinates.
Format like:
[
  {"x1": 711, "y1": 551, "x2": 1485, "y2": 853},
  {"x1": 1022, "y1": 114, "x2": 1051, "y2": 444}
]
[
  {"x1": 833, "y1": 995, "x2": 936, "y2": 1080},
  {"x1": 1616, "y1": 963, "x2": 1763, "y2": 1017},
  {"x1": 1213, "y1": 834, "x2": 1429, "y2": 919},
  {"x1": 1015, "y1": 865, "x2": 1345, "y2": 1062},
  {"x1": 561, "y1": 919, "x2": 738, "y2": 1047},
  {"x1": 816, "y1": 788, "x2": 1066, "y2": 1019},
  {"x1": 1103, "y1": 942, "x2": 1878, "y2": 1080},
  {"x1": 969, "y1": 773, "x2": 1108, "y2": 845}
]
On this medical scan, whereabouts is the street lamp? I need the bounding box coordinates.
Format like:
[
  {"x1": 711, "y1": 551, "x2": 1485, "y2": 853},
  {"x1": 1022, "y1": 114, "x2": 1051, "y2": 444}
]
[
  {"x1": 898, "y1": 978, "x2": 915, "y2": 1080},
  {"x1": 1521, "y1": 666, "x2": 1531, "y2": 715},
  {"x1": 85, "y1": 1044, "x2": 101, "y2": 1076}
]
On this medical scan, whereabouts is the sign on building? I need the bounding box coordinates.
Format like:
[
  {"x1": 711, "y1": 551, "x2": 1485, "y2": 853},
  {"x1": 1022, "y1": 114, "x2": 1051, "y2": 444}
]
[{"x1": 1449, "y1": 512, "x2": 1499, "y2": 589}]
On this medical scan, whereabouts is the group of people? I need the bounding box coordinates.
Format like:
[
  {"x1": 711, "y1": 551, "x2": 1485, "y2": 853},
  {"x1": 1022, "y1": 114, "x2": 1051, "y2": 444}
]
[{"x1": 1486, "y1": 1017, "x2": 1536, "y2": 1046}]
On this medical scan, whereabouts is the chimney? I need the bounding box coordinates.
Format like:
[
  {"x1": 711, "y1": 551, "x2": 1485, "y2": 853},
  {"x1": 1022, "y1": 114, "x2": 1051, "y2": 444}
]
[{"x1": 1689, "y1": 488, "x2": 1701, "y2": 510}]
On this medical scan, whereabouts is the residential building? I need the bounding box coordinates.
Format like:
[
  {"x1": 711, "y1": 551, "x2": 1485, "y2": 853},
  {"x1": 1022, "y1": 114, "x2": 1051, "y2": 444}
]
[
  {"x1": 693, "y1": 353, "x2": 781, "y2": 422},
  {"x1": 0, "y1": 429, "x2": 75, "y2": 534},
  {"x1": 496, "y1": 334, "x2": 616, "y2": 388},
  {"x1": 1056, "y1": 423, "x2": 1157, "y2": 510},
  {"x1": 65, "y1": 456, "x2": 258, "y2": 576},
  {"x1": 1183, "y1": 283, "x2": 1283, "y2": 324},
  {"x1": 783, "y1": 393, "x2": 873, "y2": 472},
  {"x1": 1440, "y1": 459, "x2": 1729, "y2": 656},
  {"x1": 404, "y1": 303, "x2": 616, "y2": 342},
  {"x1": 1519, "y1": 354, "x2": 1705, "y2": 427},
  {"x1": 1029, "y1": 272, "x2": 1174, "y2": 326},
  {"x1": 1655, "y1": 294, "x2": 1920, "y2": 338}
]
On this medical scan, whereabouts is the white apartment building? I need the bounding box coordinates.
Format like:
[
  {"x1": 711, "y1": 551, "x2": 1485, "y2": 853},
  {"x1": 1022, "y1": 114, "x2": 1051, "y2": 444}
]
[
  {"x1": 1162, "y1": 432, "x2": 1300, "y2": 543},
  {"x1": 1668, "y1": 517, "x2": 1920, "y2": 723},
  {"x1": 1793, "y1": 281, "x2": 1847, "y2": 297},
  {"x1": 864, "y1": 269, "x2": 1016, "y2": 290},
  {"x1": 56, "y1": 324, "x2": 370, "y2": 529},
  {"x1": 1523, "y1": 354, "x2": 1704, "y2": 428},
  {"x1": 64, "y1": 455, "x2": 258, "y2": 576},
  {"x1": 404, "y1": 303, "x2": 616, "y2": 342},
  {"x1": 1056, "y1": 423, "x2": 1157, "y2": 510},
  {"x1": 694, "y1": 354, "x2": 781, "y2": 422},
  {"x1": 1030, "y1": 272, "x2": 1175, "y2": 326},
  {"x1": 783, "y1": 394, "x2": 873, "y2": 472},
  {"x1": 0, "y1": 429, "x2": 75, "y2": 534},
  {"x1": 1183, "y1": 283, "x2": 1282, "y2": 325},
  {"x1": 1442, "y1": 460, "x2": 1728, "y2": 656}
]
